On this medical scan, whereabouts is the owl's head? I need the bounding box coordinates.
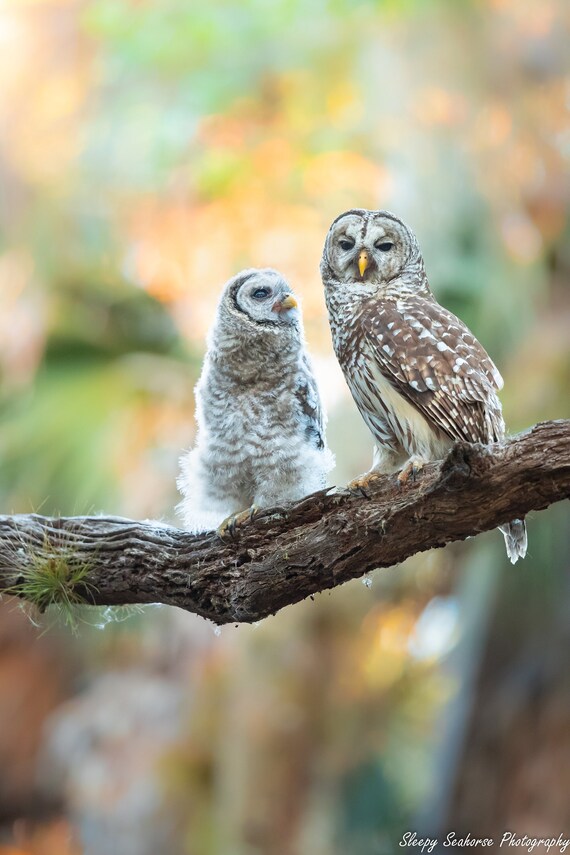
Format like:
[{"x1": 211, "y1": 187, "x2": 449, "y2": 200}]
[
  {"x1": 321, "y1": 209, "x2": 428, "y2": 298},
  {"x1": 217, "y1": 268, "x2": 301, "y2": 341}
]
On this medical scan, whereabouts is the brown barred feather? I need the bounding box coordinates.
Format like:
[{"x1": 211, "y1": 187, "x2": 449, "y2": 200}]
[{"x1": 361, "y1": 295, "x2": 505, "y2": 444}]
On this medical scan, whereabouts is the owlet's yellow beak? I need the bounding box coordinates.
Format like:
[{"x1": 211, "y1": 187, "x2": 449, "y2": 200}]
[
  {"x1": 274, "y1": 294, "x2": 298, "y2": 312},
  {"x1": 358, "y1": 250, "x2": 370, "y2": 279}
]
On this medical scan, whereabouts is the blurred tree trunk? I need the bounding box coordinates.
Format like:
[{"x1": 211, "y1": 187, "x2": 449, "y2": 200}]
[
  {"x1": 446, "y1": 502, "x2": 570, "y2": 836},
  {"x1": 0, "y1": 602, "x2": 77, "y2": 827}
]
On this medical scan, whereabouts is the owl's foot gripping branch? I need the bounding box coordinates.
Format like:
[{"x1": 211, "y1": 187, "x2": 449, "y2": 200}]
[{"x1": 0, "y1": 420, "x2": 569, "y2": 627}]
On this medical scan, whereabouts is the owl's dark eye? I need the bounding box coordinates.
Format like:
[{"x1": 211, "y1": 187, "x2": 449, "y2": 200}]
[
  {"x1": 376, "y1": 241, "x2": 394, "y2": 252},
  {"x1": 339, "y1": 238, "x2": 355, "y2": 251},
  {"x1": 252, "y1": 288, "x2": 270, "y2": 300}
]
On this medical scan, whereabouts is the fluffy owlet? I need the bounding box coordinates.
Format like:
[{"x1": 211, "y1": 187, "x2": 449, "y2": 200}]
[
  {"x1": 321, "y1": 208, "x2": 527, "y2": 563},
  {"x1": 178, "y1": 268, "x2": 334, "y2": 535}
]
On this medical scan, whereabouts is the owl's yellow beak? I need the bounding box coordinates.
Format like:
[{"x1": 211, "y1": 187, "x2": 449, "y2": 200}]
[
  {"x1": 274, "y1": 294, "x2": 298, "y2": 312},
  {"x1": 358, "y1": 250, "x2": 370, "y2": 278}
]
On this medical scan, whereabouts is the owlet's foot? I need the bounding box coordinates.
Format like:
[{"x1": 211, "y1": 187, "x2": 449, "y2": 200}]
[{"x1": 217, "y1": 504, "x2": 260, "y2": 541}]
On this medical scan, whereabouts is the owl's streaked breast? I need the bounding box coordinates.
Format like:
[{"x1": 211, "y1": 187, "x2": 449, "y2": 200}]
[{"x1": 349, "y1": 356, "x2": 451, "y2": 459}]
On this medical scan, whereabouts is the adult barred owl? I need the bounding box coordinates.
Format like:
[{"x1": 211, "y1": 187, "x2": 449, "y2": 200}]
[
  {"x1": 178, "y1": 268, "x2": 334, "y2": 536},
  {"x1": 321, "y1": 209, "x2": 526, "y2": 563}
]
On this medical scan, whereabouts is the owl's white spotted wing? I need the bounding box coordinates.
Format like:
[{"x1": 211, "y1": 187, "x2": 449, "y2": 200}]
[
  {"x1": 294, "y1": 354, "x2": 326, "y2": 450},
  {"x1": 362, "y1": 296, "x2": 505, "y2": 444}
]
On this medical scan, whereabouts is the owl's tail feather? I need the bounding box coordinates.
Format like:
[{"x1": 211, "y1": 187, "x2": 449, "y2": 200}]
[{"x1": 499, "y1": 519, "x2": 528, "y2": 564}]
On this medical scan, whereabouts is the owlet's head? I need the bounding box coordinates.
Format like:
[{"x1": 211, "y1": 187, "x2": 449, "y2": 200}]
[
  {"x1": 320, "y1": 209, "x2": 428, "y2": 298},
  {"x1": 216, "y1": 268, "x2": 301, "y2": 342}
]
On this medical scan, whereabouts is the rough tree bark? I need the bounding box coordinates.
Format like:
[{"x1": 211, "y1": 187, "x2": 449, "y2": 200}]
[{"x1": 0, "y1": 420, "x2": 568, "y2": 625}]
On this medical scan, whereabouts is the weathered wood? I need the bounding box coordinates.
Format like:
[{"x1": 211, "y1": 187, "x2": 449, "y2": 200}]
[{"x1": 0, "y1": 420, "x2": 568, "y2": 625}]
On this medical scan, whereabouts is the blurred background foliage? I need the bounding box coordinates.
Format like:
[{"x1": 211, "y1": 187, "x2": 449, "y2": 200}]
[{"x1": 0, "y1": 0, "x2": 568, "y2": 853}]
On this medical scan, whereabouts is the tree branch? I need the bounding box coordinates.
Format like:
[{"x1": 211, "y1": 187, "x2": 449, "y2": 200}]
[{"x1": 0, "y1": 420, "x2": 569, "y2": 625}]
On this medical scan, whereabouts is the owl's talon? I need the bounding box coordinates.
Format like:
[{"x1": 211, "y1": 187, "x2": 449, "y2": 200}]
[
  {"x1": 217, "y1": 504, "x2": 260, "y2": 541},
  {"x1": 397, "y1": 458, "x2": 426, "y2": 486},
  {"x1": 347, "y1": 471, "x2": 382, "y2": 498}
]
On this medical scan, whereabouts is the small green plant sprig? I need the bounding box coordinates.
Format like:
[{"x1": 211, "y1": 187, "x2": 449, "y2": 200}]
[{"x1": 1, "y1": 534, "x2": 98, "y2": 632}]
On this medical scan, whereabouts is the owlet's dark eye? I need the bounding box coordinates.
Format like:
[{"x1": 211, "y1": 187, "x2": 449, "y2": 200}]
[
  {"x1": 339, "y1": 238, "x2": 355, "y2": 251},
  {"x1": 252, "y1": 288, "x2": 270, "y2": 299},
  {"x1": 376, "y1": 241, "x2": 394, "y2": 252}
]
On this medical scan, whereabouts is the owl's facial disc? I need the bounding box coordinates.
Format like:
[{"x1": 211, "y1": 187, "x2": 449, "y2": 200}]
[
  {"x1": 326, "y1": 211, "x2": 408, "y2": 286},
  {"x1": 235, "y1": 270, "x2": 299, "y2": 326}
]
